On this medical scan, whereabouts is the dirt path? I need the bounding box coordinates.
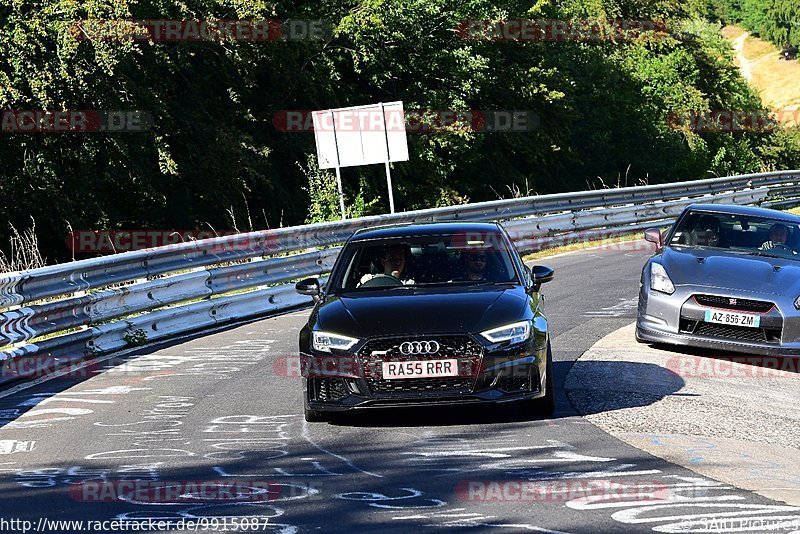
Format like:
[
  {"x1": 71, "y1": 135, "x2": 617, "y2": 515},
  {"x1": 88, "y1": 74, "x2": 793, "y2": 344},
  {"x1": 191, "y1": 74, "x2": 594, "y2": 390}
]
[
  {"x1": 731, "y1": 31, "x2": 754, "y2": 81},
  {"x1": 723, "y1": 25, "x2": 800, "y2": 122}
]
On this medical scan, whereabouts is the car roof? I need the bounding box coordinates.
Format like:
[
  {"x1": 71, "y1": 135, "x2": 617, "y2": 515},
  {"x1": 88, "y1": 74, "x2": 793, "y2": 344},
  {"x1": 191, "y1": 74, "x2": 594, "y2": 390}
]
[
  {"x1": 686, "y1": 203, "x2": 800, "y2": 222},
  {"x1": 350, "y1": 221, "x2": 503, "y2": 241}
]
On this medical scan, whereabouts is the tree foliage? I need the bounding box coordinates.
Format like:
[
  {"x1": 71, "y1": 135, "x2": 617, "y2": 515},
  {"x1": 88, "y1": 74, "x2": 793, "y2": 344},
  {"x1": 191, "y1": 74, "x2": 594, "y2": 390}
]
[
  {"x1": 707, "y1": 0, "x2": 800, "y2": 47},
  {"x1": 0, "y1": 0, "x2": 798, "y2": 263}
]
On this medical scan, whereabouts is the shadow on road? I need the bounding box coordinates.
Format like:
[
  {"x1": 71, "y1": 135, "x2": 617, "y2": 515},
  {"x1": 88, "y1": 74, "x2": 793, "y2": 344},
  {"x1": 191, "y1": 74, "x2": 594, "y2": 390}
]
[{"x1": 331, "y1": 360, "x2": 684, "y2": 427}]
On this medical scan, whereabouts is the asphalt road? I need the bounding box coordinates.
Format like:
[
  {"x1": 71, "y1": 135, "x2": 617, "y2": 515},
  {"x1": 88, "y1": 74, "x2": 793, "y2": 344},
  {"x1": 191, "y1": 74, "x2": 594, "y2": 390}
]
[{"x1": 0, "y1": 243, "x2": 798, "y2": 533}]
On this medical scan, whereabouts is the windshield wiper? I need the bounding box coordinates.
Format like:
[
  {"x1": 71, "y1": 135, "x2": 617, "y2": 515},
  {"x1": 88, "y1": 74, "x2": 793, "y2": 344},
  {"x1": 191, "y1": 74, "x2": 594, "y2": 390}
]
[{"x1": 746, "y1": 250, "x2": 787, "y2": 259}]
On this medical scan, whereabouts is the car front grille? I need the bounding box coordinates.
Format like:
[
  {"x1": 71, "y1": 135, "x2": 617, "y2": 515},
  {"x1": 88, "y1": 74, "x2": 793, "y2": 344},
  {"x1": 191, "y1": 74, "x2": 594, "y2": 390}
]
[
  {"x1": 368, "y1": 378, "x2": 476, "y2": 395},
  {"x1": 494, "y1": 375, "x2": 529, "y2": 392},
  {"x1": 358, "y1": 335, "x2": 483, "y2": 397},
  {"x1": 680, "y1": 319, "x2": 782, "y2": 344},
  {"x1": 694, "y1": 294, "x2": 774, "y2": 313},
  {"x1": 312, "y1": 378, "x2": 349, "y2": 402},
  {"x1": 695, "y1": 323, "x2": 768, "y2": 342}
]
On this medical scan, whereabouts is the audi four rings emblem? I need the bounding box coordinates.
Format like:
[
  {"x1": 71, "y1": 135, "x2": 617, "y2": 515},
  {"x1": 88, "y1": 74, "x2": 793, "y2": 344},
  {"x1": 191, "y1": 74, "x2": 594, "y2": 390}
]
[{"x1": 400, "y1": 341, "x2": 440, "y2": 355}]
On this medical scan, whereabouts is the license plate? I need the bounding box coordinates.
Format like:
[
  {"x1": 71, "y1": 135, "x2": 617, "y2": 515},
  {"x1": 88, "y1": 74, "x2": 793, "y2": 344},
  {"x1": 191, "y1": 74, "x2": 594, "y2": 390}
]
[
  {"x1": 704, "y1": 309, "x2": 760, "y2": 328},
  {"x1": 382, "y1": 359, "x2": 459, "y2": 379}
]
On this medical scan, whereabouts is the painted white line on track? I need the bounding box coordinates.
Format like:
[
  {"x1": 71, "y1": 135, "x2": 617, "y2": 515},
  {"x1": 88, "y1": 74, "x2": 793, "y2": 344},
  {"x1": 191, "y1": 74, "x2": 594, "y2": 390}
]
[
  {"x1": 0, "y1": 348, "x2": 141, "y2": 400},
  {"x1": 301, "y1": 419, "x2": 383, "y2": 478},
  {"x1": 0, "y1": 306, "x2": 312, "y2": 400}
]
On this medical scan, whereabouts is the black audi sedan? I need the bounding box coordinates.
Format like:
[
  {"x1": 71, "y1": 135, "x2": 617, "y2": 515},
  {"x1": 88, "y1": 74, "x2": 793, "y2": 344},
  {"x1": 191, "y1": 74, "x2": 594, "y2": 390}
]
[{"x1": 295, "y1": 222, "x2": 555, "y2": 421}]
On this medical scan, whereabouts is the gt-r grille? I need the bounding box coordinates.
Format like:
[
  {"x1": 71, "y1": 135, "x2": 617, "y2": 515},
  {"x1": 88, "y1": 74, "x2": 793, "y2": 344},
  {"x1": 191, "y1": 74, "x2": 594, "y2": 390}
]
[
  {"x1": 695, "y1": 323, "x2": 768, "y2": 342},
  {"x1": 694, "y1": 294, "x2": 774, "y2": 313},
  {"x1": 358, "y1": 335, "x2": 483, "y2": 397},
  {"x1": 681, "y1": 320, "x2": 781, "y2": 344}
]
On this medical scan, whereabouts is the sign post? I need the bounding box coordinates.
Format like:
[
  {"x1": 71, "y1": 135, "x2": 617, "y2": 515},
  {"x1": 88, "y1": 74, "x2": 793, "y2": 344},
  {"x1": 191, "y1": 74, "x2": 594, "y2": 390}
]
[
  {"x1": 312, "y1": 102, "x2": 408, "y2": 219},
  {"x1": 380, "y1": 102, "x2": 396, "y2": 214},
  {"x1": 330, "y1": 111, "x2": 346, "y2": 219},
  {"x1": 334, "y1": 167, "x2": 346, "y2": 220}
]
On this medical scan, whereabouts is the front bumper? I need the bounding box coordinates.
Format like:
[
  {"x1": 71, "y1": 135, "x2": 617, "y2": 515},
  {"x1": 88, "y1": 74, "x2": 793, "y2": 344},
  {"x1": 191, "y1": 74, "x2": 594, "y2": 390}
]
[
  {"x1": 302, "y1": 336, "x2": 547, "y2": 412},
  {"x1": 637, "y1": 284, "x2": 800, "y2": 356},
  {"x1": 636, "y1": 324, "x2": 800, "y2": 356}
]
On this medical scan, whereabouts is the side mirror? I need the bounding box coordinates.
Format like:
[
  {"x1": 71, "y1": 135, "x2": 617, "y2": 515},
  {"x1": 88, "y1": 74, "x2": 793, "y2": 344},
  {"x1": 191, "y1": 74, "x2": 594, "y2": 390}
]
[
  {"x1": 529, "y1": 265, "x2": 554, "y2": 293},
  {"x1": 644, "y1": 228, "x2": 664, "y2": 250},
  {"x1": 295, "y1": 278, "x2": 320, "y2": 297}
]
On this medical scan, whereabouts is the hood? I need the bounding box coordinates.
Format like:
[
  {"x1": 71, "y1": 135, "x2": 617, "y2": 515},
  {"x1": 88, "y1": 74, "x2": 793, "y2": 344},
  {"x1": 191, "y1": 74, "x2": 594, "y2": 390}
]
[
  {"x1": 316, "y1": 286, "x2": 530, "y2": 338},
  {"x1": 662, "y1": 246, "x2": 800, "y2": 296}
]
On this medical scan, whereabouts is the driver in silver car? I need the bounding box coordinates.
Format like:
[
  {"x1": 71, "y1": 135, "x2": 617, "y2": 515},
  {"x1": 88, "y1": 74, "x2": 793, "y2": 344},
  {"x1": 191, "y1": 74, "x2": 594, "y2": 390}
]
[
  {"x1": 760, "y1": 223, "x2": 791, "y2": 251},
  {"x1": 359, "y1": 244, "x2": 416, "y2": 286}
]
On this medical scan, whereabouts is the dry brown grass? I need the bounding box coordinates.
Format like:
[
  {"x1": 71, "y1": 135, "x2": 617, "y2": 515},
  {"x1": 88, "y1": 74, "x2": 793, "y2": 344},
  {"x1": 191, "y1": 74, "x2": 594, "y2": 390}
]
[
  {"x1": 0, "y1": 220, "x2": 46, "y2": 273},
  {"x1": 720, "y1": 26, "x2": 746, "y2": 40},
  {"x1": 742, "y1": 39, "x2": 776, "y2": 61},
  {"x1": 723, "y1": 25, "x2": 800, "y2": 122}
]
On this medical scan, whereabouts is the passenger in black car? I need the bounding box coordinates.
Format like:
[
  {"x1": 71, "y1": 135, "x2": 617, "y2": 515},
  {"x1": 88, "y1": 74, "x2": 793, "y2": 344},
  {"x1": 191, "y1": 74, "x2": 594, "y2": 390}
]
[{"x1": 463, "y1": 251, "x2": 488, "y2": 281}]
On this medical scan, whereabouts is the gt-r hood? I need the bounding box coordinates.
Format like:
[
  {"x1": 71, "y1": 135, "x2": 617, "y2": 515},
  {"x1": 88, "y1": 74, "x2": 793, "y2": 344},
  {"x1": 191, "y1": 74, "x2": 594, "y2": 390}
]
[
  {"x1": 662, "y1": 246, "x2": 800, "y2": 296},
  {"x1": 316, "y1": 286, "x2": 530, "y2": 338}
]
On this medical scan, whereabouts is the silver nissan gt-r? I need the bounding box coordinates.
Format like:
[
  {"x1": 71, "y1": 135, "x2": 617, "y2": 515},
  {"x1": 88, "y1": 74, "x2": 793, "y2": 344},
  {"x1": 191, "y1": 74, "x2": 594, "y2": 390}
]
[{"x1": 636, "y1": 203, "x2": 800, "y2": 356}]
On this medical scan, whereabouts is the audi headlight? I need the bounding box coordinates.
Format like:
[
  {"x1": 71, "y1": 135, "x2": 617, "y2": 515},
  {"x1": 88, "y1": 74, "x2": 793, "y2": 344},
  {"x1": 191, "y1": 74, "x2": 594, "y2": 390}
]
[
  {"x1": 480, "y1": 320, "x2": 532, "y2": 344},
  {"x1": 794, "y1": 295, "x2": 800, "y2": 310},
  {"x1": 650, "y1": 262, "x2": 675, "y2": 295},
  {"x1": 312, "y1": 331, "x2": 359, "y2": 353}
]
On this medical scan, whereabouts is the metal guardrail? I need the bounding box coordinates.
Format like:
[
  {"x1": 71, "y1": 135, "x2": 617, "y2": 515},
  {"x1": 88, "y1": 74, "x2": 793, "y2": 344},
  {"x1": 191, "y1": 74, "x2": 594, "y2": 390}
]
[{"x1": 0, "y1": 170, "x2": 798, "y2": 384}]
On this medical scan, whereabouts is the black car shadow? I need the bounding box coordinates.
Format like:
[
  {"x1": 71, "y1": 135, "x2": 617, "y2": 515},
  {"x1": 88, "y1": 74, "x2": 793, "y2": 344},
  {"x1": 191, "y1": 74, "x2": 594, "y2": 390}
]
[{"x1": 331, "y1": 360, "x2": 684, "y2": 427}]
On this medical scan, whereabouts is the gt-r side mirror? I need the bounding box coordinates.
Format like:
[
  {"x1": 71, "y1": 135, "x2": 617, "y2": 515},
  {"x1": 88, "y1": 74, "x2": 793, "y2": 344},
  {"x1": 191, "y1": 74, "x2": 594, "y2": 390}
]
[
  {"x1": 295, "y1": 278, "x2": 320, "y2": 298},
  {"x1": 644, "y1": 228, "x2": 664, "y2": 250},
  {"x1": 529, "y1": 265, "x2": 554, "y2": 293}
]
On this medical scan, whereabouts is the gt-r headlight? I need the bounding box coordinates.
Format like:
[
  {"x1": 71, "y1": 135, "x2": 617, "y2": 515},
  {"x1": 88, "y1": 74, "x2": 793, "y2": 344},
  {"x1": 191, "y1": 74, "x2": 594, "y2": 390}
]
[
  {"x1": 650, "y1": 262, "x2": 675, "y2": 295},
  {"x1": 480, "y1": 320, "x2": 531, "y2": 344},
  {"x1": 312, "y1": 331, "x2": 359, "y2": 353}
]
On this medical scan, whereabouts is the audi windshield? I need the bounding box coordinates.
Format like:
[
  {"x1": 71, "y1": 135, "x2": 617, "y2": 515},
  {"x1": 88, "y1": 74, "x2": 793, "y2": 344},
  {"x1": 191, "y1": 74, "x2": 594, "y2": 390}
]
[{"x1": 329, "y1": 232, "x2": 522, "y2": 292}]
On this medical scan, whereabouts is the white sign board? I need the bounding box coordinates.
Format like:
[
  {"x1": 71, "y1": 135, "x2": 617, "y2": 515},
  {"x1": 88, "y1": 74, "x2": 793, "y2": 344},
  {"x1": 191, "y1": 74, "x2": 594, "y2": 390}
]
[{"x1": 312, "y1": 102, "x2": 409, "y2": 170}]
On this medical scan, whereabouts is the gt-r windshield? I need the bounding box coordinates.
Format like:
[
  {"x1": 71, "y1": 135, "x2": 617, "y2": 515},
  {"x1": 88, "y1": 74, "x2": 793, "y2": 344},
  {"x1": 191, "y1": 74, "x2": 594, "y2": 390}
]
[
  {"x1": 669, "y1": 210, "x2": 800, "y2": 260},
  {"x1": 332, "y1": 232, "x2": 521, "y2": 291}
]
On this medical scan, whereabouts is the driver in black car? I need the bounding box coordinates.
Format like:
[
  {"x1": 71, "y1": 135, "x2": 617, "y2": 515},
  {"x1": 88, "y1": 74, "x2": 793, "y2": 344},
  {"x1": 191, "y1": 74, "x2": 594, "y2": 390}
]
[
  {"x1": 359, "y1": 244, "x2": 415, "y2": 286},
  {"x1": 760, "y1": 223, "x2": 791, "y2": 251}
]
